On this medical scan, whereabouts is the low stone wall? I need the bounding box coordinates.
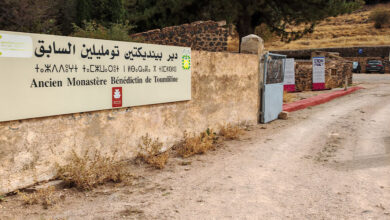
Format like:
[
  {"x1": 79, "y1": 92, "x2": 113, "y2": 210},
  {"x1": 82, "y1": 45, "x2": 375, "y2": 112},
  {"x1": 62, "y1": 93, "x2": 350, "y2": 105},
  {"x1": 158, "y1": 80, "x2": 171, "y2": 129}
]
[
  {"x1": 295, "y1": 58, "x2": 352, "y2": 91},
  {"x1": 131, "y1": 21, "x2": 240, "y2": 53},
  {"x1": 0, "y1": 51, "x2": 259, "y2": 194}
]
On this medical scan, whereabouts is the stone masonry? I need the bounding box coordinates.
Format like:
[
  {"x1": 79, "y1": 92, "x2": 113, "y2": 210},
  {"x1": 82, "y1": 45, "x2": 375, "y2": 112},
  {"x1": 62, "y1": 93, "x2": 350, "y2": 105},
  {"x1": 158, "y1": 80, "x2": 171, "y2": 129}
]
[
  {"x1": 295, "y1": 52, "x2": 352, "y2": 91},
  {"x1": 131, "y1": 21, "x2": 240, "y2": 53}
]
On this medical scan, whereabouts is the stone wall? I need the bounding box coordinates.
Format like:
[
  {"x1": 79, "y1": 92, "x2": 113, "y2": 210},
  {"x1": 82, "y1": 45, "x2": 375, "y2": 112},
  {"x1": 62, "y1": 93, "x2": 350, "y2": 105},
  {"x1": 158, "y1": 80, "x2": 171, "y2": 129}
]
[
  {"x1": 325, "y1": 59, "x2": 353, "y2": 88},
  {"x1": 295, "y1": 61, "x2": 313, "y2": 91},
  {"x1": 131, "y1": 21, "x2": 240, "y2": 53},
  {"x1": 295, "y1": 56, "x2": 352, "y2": 91},
  {"x1": 0, "y1": 51, "x2": 259, "y2": 194}
]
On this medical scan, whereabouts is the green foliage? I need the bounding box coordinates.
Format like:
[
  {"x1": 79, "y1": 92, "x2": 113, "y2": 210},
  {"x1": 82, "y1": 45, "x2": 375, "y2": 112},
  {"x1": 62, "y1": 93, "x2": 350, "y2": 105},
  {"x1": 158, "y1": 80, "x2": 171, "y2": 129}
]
[
  {"x1": 0, "y1": 0, "x2": 366, "y2": 42},
  {"x1": 108, "y1": 0, "x2": 126, "y2": 23},
  {"x1": 369, "y1": 9, "x2": 390, "y2": 29},
  {"x1": 56, "y1": 0, "x2": 77, "y2": 35},
  {"x1": 72, "y1": 21, "x2": 135, "y2": 41},
  {"x1": 0, "y1": 0, "x2": 60, "y2": 34},
  {"x1": 76, "y1": 0, "x2": 92, "y2": 26},
  {"x1": 76, "y1": 0, "x2": 126, "y2": 26},
  {"x1": 126, "y1": 0, "x2": 364, "y2": 42},
  {"x1": 255, "y1": 24, "x2": 274, "y2": 42}
]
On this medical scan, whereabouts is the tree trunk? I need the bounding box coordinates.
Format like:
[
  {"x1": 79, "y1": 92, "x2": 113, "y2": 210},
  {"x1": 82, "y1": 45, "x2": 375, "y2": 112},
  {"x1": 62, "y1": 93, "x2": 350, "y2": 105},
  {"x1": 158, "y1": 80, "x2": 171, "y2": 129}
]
[{"x1": 237, "y1": 12, "x2": 254, "y2": 52}]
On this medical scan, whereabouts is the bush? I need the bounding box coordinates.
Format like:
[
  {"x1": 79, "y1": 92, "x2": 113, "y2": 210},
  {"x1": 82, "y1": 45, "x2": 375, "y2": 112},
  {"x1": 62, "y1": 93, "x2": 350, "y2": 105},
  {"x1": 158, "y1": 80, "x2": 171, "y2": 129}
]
[
  {"x1": 369, "y1": 9, "x2": 390, "y2": 29},
  {"x1": 177, "y1": 129, "x2": 218, "y2": 158},
  {"x1": 18, "y1": 186, "x2": 57, "y2": 209},
  {"x1": 56, "y1": 150, "x2": 129, "y2": 190},
  {"x1": 255, "y1": 24, "x2": 274, "y2": 42},
  {"x1": 72, "y1": 21, "x2": 137, "y2": 41},
  {"x1": 283, "y1": 91, "x2": 297, "y2": 103},
  {"x1": 219, "y1": 124, "x2": 243, "y2": 140},
  {"x1": 136, "y1": 134, "x2": 169, "y2": 169}
]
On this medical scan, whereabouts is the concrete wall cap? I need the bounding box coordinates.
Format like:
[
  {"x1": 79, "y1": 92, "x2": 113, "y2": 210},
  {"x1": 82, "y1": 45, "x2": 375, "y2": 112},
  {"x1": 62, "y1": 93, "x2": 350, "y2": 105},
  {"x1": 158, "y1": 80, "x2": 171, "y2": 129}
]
[{"x1": 242, "y1": 34, "x2": 263, "y2": 42}]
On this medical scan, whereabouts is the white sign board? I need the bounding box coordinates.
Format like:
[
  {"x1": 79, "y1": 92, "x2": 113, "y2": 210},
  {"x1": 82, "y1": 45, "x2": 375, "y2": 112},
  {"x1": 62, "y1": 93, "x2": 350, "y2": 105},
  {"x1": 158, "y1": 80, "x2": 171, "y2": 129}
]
[
  {"x1": 0, "y1": 31, "x2": 191, "y2": 122},
  {"x1": 312, "y1": 57, "x2": 325, "y2": 83},
  {"x1": 0, "y1": 33, "x2": 33, "y2": 58},
  {"x1": 283, "y1": 58, "x2": 295, "y2": 85}
]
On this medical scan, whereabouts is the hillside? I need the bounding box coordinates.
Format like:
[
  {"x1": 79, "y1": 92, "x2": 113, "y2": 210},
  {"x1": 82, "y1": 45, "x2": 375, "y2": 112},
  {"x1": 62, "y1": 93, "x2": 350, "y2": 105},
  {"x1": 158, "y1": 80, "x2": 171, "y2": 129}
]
[{"x1": 266, "y1": 2, "x2": 390, "y2": 50}]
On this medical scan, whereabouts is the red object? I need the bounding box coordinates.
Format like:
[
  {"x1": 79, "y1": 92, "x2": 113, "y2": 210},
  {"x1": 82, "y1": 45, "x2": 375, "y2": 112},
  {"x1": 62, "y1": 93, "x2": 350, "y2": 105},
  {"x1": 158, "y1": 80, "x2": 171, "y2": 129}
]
[
  {"x1": 283, "y1": 86, "x2": 364, "y2": 112},
  {"x1": 284, "y1": 84, "x2": 296, "y2": 92},
  {"x1": 312, "y1": 83, "x2": 326, "y2": 91},
  {"x1": 112, "y1": 87, "x2": 122, "y2": 108}
]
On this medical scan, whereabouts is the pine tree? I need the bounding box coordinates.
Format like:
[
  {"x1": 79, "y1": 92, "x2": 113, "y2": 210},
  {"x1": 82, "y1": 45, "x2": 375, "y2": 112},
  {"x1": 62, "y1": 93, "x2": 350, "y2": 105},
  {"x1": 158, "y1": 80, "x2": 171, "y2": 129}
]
[
  {"x1": 56, "y1": 0, "x2": 77, "y2": 35},
  {"x1": 108, "y1": 0, "x2": 125, "y2": 23},
  {"x1": 76, "y1": 0, "x2": 92, "y2": 25}
]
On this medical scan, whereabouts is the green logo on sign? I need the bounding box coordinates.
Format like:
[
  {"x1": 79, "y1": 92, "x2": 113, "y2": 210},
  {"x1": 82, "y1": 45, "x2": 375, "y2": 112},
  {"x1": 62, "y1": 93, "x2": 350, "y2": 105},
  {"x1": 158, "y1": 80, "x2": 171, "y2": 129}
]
[{"x1": 182, "y1": 55, "x2": 191, "y2": 70}]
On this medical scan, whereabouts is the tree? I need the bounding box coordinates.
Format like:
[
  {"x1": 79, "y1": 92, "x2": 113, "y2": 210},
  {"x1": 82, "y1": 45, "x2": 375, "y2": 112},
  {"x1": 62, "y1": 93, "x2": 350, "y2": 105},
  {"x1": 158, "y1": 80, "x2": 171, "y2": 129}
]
[
  {"x1": 127, "y1": 0, "x2": 364, "y2": 41},
  {"x1": 76, "y1": 0, "x2": 92, "y2": 26},
  {"x1": 72, "y1": 21, "x2": 136, "y2": 41},
  {"x1": 107, "y1": 0, "x2": 126, "y2": 23},
  {"x1": 369, "y1": 9, "x2": 390, "y2": 29},
  {"x1": 56, "y1": 0, "x2": 77, "y2": 35},
  {"x1": 0, "y1": 0, "x2": 60, "y2": 34},
  {"x1": 365, "y1": 0, "x2": 390, "y2": 4},
  {"x1": 76, "y1": 0, "x2": 126, "y2": 26}
]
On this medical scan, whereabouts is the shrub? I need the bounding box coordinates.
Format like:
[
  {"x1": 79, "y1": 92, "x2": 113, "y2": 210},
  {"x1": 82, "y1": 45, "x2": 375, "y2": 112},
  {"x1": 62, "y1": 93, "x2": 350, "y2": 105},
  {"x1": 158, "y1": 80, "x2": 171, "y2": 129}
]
[
  {"x1": 219, "y1": 124, "x2": 243, "y2": 140},
  {"x1": 177, "y1": 129, "x2": 217, "y2": 158},
  {"x1": 136, "y1": 134, "x2": 169, "y2": 169},
  {"x1": 283, "y1": 91, "x2": 297, "y2": 103},
  {"x1": 56, "y1": 150, "x2": 129, "y2": 190},
  {"x1": 255, "y1": 24, "x2": 274, "y2": 42},
  {"x1": 18, "y1": 186, "x2": 57, "y2": 209},
  {"x1": 72, "y1": 21, "x2": 137, "y2": 41},
  {"x1": 369, "y1": 9, "x2": 390, "y2": 29}
]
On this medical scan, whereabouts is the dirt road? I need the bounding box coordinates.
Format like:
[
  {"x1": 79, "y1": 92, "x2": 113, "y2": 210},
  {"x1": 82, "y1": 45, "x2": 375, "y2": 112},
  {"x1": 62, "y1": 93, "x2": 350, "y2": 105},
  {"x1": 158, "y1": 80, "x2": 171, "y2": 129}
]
[{"x1": 1, "y1": 74, "x2": 390, "y2": 219}]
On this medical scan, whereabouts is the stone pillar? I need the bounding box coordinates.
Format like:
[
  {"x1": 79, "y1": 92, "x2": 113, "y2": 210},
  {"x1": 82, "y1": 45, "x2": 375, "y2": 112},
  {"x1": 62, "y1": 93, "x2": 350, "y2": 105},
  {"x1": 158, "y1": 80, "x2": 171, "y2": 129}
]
[
  {"x1": 240, "y1": 34, "x2": 265, "y2": 123},
  {"x1": 240, "y1": 34, "x2": 264, "y2": 55}
]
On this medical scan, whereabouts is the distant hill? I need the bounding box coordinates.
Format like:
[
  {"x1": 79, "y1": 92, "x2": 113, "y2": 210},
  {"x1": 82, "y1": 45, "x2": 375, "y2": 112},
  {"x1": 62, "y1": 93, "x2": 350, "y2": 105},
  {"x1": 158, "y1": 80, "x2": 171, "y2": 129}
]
[{"x1": 266, "y1": 2, "x2": 390, "y2": 50}]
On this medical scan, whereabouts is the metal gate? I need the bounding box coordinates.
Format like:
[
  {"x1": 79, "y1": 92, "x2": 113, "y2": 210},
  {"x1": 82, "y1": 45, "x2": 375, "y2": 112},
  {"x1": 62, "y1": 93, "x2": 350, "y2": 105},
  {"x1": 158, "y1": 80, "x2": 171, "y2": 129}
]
[{"x1": 261, "y1": 53, "x2": 286, "y2": 123}]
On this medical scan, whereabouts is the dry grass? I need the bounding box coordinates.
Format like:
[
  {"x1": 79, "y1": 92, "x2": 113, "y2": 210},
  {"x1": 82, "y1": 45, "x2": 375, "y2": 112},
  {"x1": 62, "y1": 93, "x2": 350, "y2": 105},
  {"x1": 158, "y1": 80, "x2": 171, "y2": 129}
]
[
  {"x1": 266, "y1": 3, "x2": 390, "y2": 50},
  {"x1": 136, "y1": 134, "x2": 169, "y2": 169},
  {"x1": 17, "y1": 186, "x2": 57, "y2": 209},
  {"x1": 283, "y1": 91, "x2": 297, "y2": 103},
  {"x1": 56, "y1": 150, "x2": 129, "y2": 190},
  {"x1": 177, "y1": 129, "x2": 218, "y2": 158},
  {"x1": 219, "y1": 124, "x2": 244, "y2": 140}
]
